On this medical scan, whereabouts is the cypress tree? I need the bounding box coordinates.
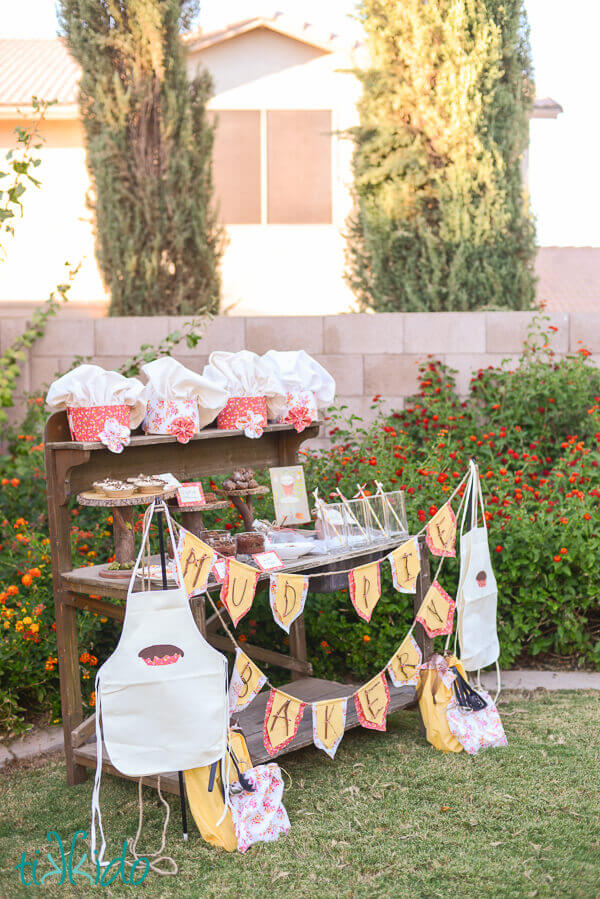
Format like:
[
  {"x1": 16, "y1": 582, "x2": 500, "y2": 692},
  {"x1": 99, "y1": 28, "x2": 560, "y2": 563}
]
[
  {"x1": 346, "y1": 0, "x2": 536, "y2": 312},
  {"x1": 58, "y1": 0, "x2": 223, "y2": 315}
]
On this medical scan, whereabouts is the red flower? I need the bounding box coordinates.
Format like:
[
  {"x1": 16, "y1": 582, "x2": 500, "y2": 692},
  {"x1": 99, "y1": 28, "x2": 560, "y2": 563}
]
[{"x1": 495, "y1": 546, "x2": 503, "y2": 553}]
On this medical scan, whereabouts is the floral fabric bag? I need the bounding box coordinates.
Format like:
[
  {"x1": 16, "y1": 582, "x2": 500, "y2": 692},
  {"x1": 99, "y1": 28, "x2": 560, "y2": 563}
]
[
  {"x1": 228, "y1": 763, "x2": 290, "y2": 854},
  {"x1": 446, "y1": 689, "x2": 508, "y2": 755}
]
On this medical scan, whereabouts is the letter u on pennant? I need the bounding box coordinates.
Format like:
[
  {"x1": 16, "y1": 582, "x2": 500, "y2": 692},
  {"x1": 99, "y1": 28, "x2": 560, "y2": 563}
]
[
  {"x1": 220, "y1": 559, "x2": 259, "y2": 627},
  {"x1": 348, "y1": 561, "x2": 381, "y2": 622},
  {"x1": 269, "y1": 573, "x2": 309, "y2": 633},
  {"x1": 263, "y1": 688, "x2": 306, "y2": 756},
  {"x1": 415, "y1": 580, "x2": 455, "y2": 637}
]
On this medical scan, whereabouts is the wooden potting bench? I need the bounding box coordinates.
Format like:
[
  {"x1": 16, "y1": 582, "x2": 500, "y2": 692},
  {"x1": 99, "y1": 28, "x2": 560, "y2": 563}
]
[{"x1": 45, "y1": 411, "x2": 432, "y2": 792}]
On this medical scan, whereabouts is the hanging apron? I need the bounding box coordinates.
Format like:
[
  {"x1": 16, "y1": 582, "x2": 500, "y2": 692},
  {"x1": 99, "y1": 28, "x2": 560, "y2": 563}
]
[
  {"x1": 456, "y1": 462, "x2": 500, "y2": 691},
  {"x1": 91, "y1": 500, "x2": 228, "y2": 863}
]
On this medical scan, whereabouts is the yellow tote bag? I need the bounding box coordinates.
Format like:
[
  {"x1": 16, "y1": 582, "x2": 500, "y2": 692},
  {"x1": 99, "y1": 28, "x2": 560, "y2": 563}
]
[
  {"x1": 184, "y1": 730, "x2": 252, "y2": 851},
  {"x1": 417, "y1": 654, "x2": 465, "y2": 753}
]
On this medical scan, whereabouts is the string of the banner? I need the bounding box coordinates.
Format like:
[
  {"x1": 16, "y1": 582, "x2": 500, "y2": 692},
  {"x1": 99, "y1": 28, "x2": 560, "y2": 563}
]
[
  {"x1": 170, "y1": 467, "x2": 471, "y2": 583},
  {"x1": 198, "y1": 473, "x2": 470, "y2": 708}
]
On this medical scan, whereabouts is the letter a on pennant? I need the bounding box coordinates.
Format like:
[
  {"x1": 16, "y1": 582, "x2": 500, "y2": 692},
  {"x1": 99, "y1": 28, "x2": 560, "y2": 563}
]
[
  {"x1": 269, "y1": 573, "x2": 309, "y2": 633},
  {"x1": 425, "y1": 502, "x2": 456, "y2": 557},
  {"x1": 387, "y1": 634, "x2": 423, "y2": 687},
  {"x1": 220, "y1": 559, "x2": 259, "y2": 627},
  {"x1": 354, "y1": 672, "x2": 390, "y2": 732},
  {"x1": 176, "y1": 529, "x2": 216, "y2": 598},
  {"x1": 228, "y1": 648, "x2": 267, "y2": 714},
  {"x1": 263, "y1": 689, "x2": 306, "y2": 756},
  {"x1": 312, "y1": 697, "x2": 347, "y2": 760},
  {"x1": 348, "y1": 561, "x2": 381, "y2": 622},
  {"x1": 415, "y1": 581, "x2": 455, "y2": 637},
  {"x1": 389, "y1": 537, "x2": 421, "y2": 593}
]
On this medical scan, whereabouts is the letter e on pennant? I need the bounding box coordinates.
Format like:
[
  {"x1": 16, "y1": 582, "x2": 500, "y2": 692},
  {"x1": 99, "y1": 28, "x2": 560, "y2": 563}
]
[{"x1": 354, "y1": 673, "x2": 390, "y2": 732}]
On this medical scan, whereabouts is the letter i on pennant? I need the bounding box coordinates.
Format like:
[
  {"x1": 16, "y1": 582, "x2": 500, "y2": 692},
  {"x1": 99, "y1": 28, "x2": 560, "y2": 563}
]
[
  {"x1": 312, "y1": 697, "x2": 347, "y2": 759},
  {"x1": 348, "y1": 561, "x2": 381, "y2": 622},
  {"x1": 220, "y1": 559, "x2": 259, "y2": 627},
  {"x1": 389, "y1": 537, "x2": 420, "y2": 593},
  {"x1": 415, "y1": 581, "x2": 455, "y2": 637}
]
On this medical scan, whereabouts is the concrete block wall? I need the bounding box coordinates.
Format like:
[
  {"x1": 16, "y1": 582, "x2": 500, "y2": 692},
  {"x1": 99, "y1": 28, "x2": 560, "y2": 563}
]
[{"x1": 2, "y1": 310, "x2": 598, "y2": 431}]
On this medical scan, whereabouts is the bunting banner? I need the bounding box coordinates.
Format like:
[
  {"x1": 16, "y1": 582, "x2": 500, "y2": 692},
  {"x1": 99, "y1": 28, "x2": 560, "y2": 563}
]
[
  {"x1": 176, "y1": 529, "x2": 216, "y2": 597},
  {"x1": 387, "y1": 634, "x2": 423, "y2": 687},
  {"x1": 263, "y1": 689, "x2": 306, "y2": 756},
  {"x1": 425, "y1": 502, "x2": 457, "y2": 557},
  {"x1": 220, "y1": 558, "x2": 260, "y2": 627},
  {"x1": 312, "y1": 697, "x2": 348, "y2": 760},
  {"x1": 415, "y1": 581, "x2": 455, "y2": 637},
  {"x1": 389, "y1": 537, "x2": 421, "y2": 593},
  {"x1": 229, "y1": 648, "x2": 267, "y2": 714},
  {"x1": 348, "y1": 560, "x2": 381, "y2": 622},
  {"x1": 269, "y1": 573, "x2": 309, "y2": 633},
  {"x1": 354, "y1": 672, "x2": 390, "y2": 732}
]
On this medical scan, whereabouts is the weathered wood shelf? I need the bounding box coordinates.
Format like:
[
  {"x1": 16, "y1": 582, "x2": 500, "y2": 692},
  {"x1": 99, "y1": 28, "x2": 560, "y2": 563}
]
[
  {"x1": 45, "y1": 409, "x2": 432, "y2": 792},
  {"x1": 72, "y1": 678, "x2": 416, "y2": 795}
]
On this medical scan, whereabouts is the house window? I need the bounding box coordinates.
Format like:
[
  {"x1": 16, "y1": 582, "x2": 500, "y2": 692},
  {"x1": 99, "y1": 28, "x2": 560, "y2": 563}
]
[
  {"x1": 211, "y1": 110, "x2": 261, "y2": 224},
  {"x1": 212, "y1": 109, "x2": 332, "y2": 225}
]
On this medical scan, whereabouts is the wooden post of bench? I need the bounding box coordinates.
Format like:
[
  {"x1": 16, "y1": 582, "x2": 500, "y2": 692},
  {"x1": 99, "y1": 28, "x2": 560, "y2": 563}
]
[{"x1": 413, "y1": 534, "x2": 433, "y2": 661}]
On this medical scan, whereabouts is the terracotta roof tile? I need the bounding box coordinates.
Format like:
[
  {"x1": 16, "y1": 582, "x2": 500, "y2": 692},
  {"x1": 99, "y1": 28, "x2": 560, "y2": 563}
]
[{"x1": 0, "y1": 39, "x2": 80, "y2": 107}]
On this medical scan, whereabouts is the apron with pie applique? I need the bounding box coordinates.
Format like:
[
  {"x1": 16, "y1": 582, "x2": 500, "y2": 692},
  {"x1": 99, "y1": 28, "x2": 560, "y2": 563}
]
[{"x1": 91, "y1": 500, "x2": 228, "y2": 864}]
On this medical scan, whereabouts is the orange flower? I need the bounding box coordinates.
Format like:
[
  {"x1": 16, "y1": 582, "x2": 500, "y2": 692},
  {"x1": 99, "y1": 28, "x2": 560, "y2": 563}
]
[
  {"x1": 560, "y1": 547, "x2": 568, "y2": 555},
  {"x1": 21, "y1": 573, "x2": 33, "y2": 587},
  {"x1": 363, "y1": 635, "x2": 371, "y2": 643},
  {"x1": 30, "y1": 567, "x2": 42, "y2": 578},
  {"x1": 238, "y1": 634, "x2": 247, "y2": 642},
  {"x1": 7, "y1": 585, "x2": 18, "y2": 596},
  {"x1": 553, "y1": 555, "x2": 561, "y2": 562},
  {"x1": 584, "y1": 513, "x2": 591, "y2": 520},
  {"x1": 10, "y1": 478, "x2": 20, "y2": 487}
]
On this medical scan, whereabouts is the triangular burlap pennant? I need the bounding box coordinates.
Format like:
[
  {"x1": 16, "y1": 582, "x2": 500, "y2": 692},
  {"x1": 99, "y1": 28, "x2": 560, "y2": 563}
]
[
  {"x1": 263, "y1": 689, "x2": 306, "y2": 756},
  {"x1": 220, "y1": 558, "x2": 259, "y2": 627},
  {"x1": 176, "y1": 528, "x2": 216, "y2": 597},
  {"x1": 228, "y1": 648, "x2": 267, "y2": 714},
  {"x1": 387, "y1": 634, "x2": 423, "y2": 687},
  {"x1": 425, "y1": 502, "x2": 457, "y2": 557},
  {"x1": 312, "y1": 697, "x2": 347, "y2": 760},
  {"x1": 389, "y1": 537, "x2": 421, "y2": 593},
  {"x1": 348, "y1": 561, "x2": 381, "y2": 622},
  {"x1": 354, "y1": 672, "x2": 390, "y2": 732},
  {"x1": 415, "y1": 581, "x2": 455, "y2": 637},
  {"x1": 269, "y1": 573, "x2": 309, "y2": 633}
]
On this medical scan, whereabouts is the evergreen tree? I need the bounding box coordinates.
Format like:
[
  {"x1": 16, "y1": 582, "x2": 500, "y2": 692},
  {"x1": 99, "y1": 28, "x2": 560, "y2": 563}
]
[
  {"x1": 59, "y1": 0, "x2": 223, "y2": 315},
  {"x1": 347, "y1": 0, "x2": 536, "y2": 312}
]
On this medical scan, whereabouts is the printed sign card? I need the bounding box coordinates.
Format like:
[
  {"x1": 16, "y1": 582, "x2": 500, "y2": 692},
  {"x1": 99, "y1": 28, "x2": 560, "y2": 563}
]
[
  {"x1": 252, "y1": 551, "x2": 285, "y2": 572},
  {"x1": 269, "y1": 465, "x2": 311, "y2": 526},
  {"x1": 176, "y1": 482, "x2": 205, "y2": 507}
]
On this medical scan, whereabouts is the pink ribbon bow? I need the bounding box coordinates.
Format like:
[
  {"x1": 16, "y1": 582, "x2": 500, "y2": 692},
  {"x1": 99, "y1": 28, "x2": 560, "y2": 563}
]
[
  {"x1": 169, "y1": 416, "x2": 196, "y2": 444},
  {"x1": 98, "y1": 418, "x2": 131, "y2": 454},
  {"x1": 284, "y1": 401, "x2": 313, "y2": 433},
  {"x1": 235, "y1": 410, "x2": 264, "y2": 439}
]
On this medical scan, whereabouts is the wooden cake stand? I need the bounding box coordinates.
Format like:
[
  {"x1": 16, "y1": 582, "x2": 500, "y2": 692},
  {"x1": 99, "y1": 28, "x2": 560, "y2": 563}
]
[
  {"x1": 77, "y1": 488, "x2": 177, "y2": 578},
  {"x1": 166, "y1": 497, "x2": 230, "y2": 536},
  {"x1": 220, "y1": 484, "x2": 270, "y2": 531}
]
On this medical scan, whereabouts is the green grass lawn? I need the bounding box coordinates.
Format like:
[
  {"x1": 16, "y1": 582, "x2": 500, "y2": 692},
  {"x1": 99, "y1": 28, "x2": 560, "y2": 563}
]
[{"x1": 1, "y1": 691, "x2": 599, "y2": 898}]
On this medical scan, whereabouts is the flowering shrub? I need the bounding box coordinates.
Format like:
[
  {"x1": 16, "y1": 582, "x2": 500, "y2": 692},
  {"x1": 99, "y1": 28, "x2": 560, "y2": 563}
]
[{"x1": 0, "y1": 315, "x2": 599, "y2": 735}]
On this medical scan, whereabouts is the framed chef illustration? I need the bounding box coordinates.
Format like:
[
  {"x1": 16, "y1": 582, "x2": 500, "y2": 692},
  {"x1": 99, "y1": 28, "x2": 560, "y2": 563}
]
[{"x1": 269, "y1": 465, "x2": 311, "y2": 526}]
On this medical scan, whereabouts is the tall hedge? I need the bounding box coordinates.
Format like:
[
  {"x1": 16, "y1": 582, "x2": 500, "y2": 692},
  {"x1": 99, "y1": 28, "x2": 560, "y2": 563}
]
[
  {"x1": 59, "y1": 0, "x2": 223, "y2": 315},
  {"x1": 346, "y1": 0, "x2": 537, "y2": 312}
]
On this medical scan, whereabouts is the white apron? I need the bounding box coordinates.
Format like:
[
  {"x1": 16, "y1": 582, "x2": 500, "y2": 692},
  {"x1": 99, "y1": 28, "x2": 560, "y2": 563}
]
[
  {"x1": 91, "y1": 500, "x2": 228, "y2": 863},
  {"x1": 456, "y1": 462, "x2": 500, "y2": 688}
]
